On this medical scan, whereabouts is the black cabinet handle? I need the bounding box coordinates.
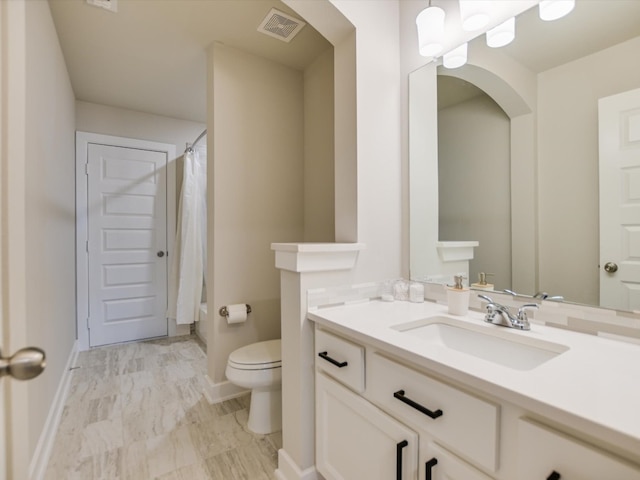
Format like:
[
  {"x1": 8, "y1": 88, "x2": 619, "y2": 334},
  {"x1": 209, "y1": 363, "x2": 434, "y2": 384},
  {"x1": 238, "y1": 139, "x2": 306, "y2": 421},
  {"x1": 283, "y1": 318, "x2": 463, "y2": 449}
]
[
  {"x1": 318, "y1": 351, "x2": 348, "y2": 368},
  {"x1": 396, "y1": 440, "x2": 408, "y2": 480},
  {"x1": 547, "y1": 472, "x2": 561, "y2": 480},
  {"x1": 425, "y1": 458, "x2": 438, "y2": 480},
  {"x1": 393, "y1": 390, "x2": 443, "y2": 419}
]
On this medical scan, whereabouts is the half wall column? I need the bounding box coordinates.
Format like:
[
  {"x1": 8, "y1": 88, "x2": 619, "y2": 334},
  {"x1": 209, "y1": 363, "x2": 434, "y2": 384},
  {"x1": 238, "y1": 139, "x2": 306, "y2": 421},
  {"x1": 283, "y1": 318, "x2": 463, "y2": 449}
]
[{"x1": 271, "y1": 243, "x2": 365, "y2": 480}]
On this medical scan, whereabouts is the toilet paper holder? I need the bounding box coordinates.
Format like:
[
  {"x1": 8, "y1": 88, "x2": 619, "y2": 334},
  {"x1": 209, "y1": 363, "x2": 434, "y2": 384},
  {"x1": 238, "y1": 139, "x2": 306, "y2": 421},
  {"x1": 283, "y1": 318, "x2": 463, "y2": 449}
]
[{"x1": 219, "y1": 304, "x2": 252, "y2": 317}]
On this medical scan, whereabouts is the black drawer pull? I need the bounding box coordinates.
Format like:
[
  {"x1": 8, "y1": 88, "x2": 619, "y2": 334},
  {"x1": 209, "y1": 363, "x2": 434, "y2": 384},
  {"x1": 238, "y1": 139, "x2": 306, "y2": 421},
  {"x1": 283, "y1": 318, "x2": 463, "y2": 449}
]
[
  {"x1": 396, "y1": 440, "x2": 408, "y2": 480},
  {"x1": 425, "y1": 458, "x2": 438, "y2": 480},
  {"x1": 318, "y1": 351, "x2": 348, "y2": 368},
  {"x1": 393, "y1": 390, "x2": 443, "y2": 419},
  {"x1": 547, "y1": 472, "x2": 561, "y2": 480}
]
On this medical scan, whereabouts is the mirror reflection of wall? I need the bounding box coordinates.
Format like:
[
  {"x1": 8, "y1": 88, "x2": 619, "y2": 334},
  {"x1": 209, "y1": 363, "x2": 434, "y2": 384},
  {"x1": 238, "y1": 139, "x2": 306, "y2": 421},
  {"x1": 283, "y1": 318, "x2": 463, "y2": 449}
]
[{"x1": 437, "y1": 76, "x2": 511, "y2": 291}]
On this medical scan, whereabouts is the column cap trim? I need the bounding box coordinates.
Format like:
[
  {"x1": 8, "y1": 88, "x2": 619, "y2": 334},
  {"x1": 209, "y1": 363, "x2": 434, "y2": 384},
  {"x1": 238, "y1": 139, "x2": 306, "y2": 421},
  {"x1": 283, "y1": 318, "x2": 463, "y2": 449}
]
[{"x1": 271, "y1": 243, "x2": 365, "y2": 273}]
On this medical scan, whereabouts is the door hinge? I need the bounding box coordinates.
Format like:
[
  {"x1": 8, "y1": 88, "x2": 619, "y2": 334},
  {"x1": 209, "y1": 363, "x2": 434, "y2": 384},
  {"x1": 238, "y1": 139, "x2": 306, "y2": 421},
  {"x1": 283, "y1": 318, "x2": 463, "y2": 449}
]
[
  {"x1": 86, "y1": 240, "x2": 89, "y2": 253},
  {"x1": 85, "y1": 163, "x2": 89, "y2": 175},
  {"x1": 86, "y1": 317, "x2": 90, "y2": 329}
]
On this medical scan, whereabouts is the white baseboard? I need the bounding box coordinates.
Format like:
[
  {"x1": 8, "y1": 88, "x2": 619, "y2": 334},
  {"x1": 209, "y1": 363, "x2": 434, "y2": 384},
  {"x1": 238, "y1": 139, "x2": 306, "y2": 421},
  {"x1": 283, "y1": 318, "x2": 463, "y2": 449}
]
[
  {"x1": 29, "y1": 340, "x2": 78, "y2": 480},
  {"x1": 203, "y1": 377, "x2": 248, "y2": 404},
  {"x1": 275, "y1": 449, "x2": 321, "y2": 480}
]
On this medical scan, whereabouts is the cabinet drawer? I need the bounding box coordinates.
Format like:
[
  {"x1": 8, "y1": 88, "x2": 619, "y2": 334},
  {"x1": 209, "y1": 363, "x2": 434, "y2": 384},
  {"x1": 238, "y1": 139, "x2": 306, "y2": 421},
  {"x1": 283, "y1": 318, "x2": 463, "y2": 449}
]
[
  {"x1": 368, "y1": 352, "x2": 499, "y2": 473},
  {"x1": 315, "y1": 328, "x2": 365, "y2": 393},
  {"x1": 517, "y1": 419, "x2": 640, "y2": 480}
]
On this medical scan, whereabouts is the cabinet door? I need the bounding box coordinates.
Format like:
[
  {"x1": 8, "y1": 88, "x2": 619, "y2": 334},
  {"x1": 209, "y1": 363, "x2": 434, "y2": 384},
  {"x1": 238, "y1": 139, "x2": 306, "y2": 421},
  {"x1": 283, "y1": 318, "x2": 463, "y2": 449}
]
[
  {"x1": 316, "y1": 372, "x2": 419, "y2": 480},
  {"x1": 518, "y1": 419, "x2": 640, "y2": 480},
  {"x1": 421, "y1": 442, "x2": 493, "y2": 480}
]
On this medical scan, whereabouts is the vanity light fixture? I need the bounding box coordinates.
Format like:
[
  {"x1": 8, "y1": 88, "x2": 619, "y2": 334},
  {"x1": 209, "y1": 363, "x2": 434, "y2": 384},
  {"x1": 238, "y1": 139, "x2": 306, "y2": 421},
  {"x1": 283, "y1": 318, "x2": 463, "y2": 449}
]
[
  {"x1": 443, "y1": 42, "x2": 468, "y2": 69},
  {"x1": 486, "y1": 16, "x2": 515, "y2": 48},
  {"x1": 459, "y1": 0, "x2": 490, "y2": 31},
  {"x1": 416, "y1": 1, "x2": 446, "y2": 57},
  {"x1": 539, "y1": 0, "x2": 575, "y2": 21}
]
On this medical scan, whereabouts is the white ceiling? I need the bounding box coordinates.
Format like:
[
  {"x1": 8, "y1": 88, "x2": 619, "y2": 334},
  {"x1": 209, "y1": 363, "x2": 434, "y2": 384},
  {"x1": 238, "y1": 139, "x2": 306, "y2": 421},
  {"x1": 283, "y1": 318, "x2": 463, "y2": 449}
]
[{"x1": 48, "y1": 0, "x2": 332, "y2": 123}]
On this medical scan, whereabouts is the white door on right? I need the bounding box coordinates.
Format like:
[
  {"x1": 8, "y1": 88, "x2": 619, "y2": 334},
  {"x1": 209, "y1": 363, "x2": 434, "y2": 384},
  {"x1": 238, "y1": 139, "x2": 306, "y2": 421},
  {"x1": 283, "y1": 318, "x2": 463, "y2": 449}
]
[{"x1": 599, "y1": 87, "x2": 640, "y2": 310}]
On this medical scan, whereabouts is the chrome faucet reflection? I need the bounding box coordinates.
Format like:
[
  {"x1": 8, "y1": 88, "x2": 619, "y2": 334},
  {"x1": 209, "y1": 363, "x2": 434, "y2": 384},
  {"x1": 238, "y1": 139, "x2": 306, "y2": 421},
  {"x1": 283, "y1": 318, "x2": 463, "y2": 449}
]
[
  {"x1": 534, "y1": 291, "x2": 565, "y2": 302},
  {"x1": 478, "y1": 294, "x2": 537, "y2": 331}
]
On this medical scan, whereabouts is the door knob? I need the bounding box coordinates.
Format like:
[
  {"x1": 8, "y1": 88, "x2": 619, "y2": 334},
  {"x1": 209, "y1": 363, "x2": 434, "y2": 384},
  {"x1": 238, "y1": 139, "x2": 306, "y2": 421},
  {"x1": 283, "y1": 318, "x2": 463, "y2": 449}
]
[
  {"x1": 157, "y1": 251, "x2": 165, "y2": 258},
  {"x1": 0, "y1": 347, "x2": 46, "y2": 380},
  {"x1": 604, "y1": 262, "x2": 618, "y2": 273}
]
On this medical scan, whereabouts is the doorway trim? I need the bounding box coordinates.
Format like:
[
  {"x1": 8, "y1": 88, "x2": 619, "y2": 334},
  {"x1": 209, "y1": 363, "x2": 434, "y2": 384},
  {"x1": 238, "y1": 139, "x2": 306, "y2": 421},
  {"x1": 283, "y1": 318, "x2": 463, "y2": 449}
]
[{"x1": 76, "y1": 132, "x2": 176, "y2": 351}]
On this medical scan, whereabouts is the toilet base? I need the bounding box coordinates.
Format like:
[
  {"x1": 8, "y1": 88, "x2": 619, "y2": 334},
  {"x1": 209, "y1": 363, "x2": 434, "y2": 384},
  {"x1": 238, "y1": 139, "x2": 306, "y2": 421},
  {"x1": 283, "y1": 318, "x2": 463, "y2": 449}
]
[{"x1": 247, "y1": 385, "x2": 282, "y2": 435}]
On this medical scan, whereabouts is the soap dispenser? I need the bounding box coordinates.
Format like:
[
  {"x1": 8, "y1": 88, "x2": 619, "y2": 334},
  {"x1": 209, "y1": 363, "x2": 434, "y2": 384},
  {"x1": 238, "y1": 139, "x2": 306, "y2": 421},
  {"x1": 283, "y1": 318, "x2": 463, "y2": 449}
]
[
  {"x1": 471, "y1": 272, "x2": 494, "y2": 290},
  {"x1": 447, "y1": 275, "x2": 470, "y2": 315}
]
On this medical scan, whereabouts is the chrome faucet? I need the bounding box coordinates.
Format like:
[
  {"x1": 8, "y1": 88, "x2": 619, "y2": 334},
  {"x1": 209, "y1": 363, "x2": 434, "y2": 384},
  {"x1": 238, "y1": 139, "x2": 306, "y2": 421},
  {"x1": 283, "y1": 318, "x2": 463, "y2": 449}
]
[
  {"x1": 478, "y1": 294, "x2": 537, "y2": 331},
  {"x1": 534, "y1": 291, "x2": 564, "y2": 302}
]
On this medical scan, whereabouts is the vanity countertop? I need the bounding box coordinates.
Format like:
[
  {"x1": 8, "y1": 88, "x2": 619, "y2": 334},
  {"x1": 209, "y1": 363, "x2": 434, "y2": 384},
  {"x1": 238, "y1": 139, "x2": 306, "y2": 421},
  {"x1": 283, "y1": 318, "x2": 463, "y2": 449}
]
[{"x1": 307, "y1": 300, "x2": 640, "y2": 458}]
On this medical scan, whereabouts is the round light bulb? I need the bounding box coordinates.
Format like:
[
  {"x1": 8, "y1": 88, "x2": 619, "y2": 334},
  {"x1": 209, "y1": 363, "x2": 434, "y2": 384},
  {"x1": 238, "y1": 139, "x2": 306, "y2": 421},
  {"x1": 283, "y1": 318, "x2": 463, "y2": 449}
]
[
  {"x1": 443, "y1": 43, "x2": 468, "y2": 69},
  {"x1": 486, "y1": 17, "x2": 515, "y2": 48},
  {"x1": 416, "y1": 6, "x2": 446, "y2": 57},
  {"x1": 459, "y1": 0, "x2": 490, "y2": 32},
  {"x1": 539, "y1": 0, "x2": 575, "y2": 21}
]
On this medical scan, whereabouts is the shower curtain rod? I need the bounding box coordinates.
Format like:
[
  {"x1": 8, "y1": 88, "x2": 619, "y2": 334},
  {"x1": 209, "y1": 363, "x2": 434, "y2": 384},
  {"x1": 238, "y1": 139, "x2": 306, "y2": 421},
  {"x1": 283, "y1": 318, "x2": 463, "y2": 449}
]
[{"x1": 185, "y1": 128, "x2": 207, "y2": 153}]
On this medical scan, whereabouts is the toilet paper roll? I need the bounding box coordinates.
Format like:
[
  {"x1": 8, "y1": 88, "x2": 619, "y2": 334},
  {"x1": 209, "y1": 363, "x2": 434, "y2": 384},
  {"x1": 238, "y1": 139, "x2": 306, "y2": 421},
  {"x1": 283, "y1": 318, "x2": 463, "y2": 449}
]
[{"x1": 226, "y1": 304, "x2": 248, "y2": 324}]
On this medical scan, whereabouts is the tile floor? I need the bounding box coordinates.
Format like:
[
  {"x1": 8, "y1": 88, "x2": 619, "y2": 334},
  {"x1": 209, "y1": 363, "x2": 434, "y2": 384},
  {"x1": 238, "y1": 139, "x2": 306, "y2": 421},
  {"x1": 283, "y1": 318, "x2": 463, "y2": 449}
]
[{"x1": 44, "y1": 335, "x2": 281, "y2": 479}]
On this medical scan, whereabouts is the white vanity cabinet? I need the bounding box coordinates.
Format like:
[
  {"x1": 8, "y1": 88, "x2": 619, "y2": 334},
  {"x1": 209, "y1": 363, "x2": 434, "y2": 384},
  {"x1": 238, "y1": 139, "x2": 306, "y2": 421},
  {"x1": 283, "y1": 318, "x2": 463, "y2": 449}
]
[
  {"x1": 517, "y1": 419, "x2": 640, "y2": 480},
  {"x1": 313, "y1": 323, "x2": 640, "y2": 480},
  {"x1": 309, "y1": 301, "x2": 640, "y2": 480},
  {"x1": 315, "y1": 327, "x2": 493, "y2": 480}
]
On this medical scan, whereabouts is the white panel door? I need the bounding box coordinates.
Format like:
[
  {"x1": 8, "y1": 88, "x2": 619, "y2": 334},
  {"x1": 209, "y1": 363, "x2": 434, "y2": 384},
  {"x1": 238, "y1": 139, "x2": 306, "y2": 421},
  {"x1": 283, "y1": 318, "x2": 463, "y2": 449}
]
[
  {"x1": 87, "y1": 144, "x2": 168, "y2": 346},
  {"x1": 599, "y1": 88, "x2": 640, "y2": 310}
]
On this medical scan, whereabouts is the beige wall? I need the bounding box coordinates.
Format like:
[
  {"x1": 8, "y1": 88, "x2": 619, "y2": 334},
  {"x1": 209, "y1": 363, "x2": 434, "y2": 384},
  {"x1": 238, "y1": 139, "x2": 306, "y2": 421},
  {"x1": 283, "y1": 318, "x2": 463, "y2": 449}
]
[
  {"x1": 438, "y1": 93, "x2": 512, "y2": 290},
  {"x1": 537, "y1": 36, "x2": 640, "y2": 305},
  {"x1": 76, "y1": 100, "x2": 206, "y2": 203},
  {"x1": 207, "y1": 43, "x2": 304, "y2": 383},
  {"x1": 24, "y1": 0, "x2": 76, "y2": 461},
  {"x1": 304, "y1": 48, "x2": 335, "y2": 242},
  {"x1": 76, "y1": 101, "x2": 205, "y2": 158}
]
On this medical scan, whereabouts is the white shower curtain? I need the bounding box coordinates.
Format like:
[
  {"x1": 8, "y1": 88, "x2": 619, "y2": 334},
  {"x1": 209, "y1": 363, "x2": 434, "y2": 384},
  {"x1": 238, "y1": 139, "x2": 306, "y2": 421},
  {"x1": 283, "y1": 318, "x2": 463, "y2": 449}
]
[{"x1": 167, "y1": 147, "x2": 207, "y2": 325}]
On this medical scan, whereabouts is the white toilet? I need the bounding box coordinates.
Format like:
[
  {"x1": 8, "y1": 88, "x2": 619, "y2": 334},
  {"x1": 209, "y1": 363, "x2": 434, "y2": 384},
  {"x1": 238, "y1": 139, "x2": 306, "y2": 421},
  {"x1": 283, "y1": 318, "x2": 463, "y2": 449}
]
[{"x1": 225, "y1": 339, "x2": 282, "y2": 434}]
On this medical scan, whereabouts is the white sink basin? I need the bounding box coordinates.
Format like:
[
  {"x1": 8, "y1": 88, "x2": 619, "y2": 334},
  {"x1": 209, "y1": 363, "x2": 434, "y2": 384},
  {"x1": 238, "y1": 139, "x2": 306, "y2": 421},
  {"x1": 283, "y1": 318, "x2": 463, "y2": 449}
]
[{"x1": 392, "y1": 316, "x2": 569, "y2": 370}]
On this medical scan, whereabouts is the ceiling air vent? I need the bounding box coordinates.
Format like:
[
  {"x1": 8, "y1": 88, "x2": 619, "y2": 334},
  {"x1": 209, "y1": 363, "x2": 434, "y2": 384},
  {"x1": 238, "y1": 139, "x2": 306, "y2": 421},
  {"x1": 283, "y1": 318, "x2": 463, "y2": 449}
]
[
  {"x1": 257, "y1": 8, "x2": 306, "y2": 43},
  {"x1": 86, "y1": 0, "x2": 118, "y2": 13}
]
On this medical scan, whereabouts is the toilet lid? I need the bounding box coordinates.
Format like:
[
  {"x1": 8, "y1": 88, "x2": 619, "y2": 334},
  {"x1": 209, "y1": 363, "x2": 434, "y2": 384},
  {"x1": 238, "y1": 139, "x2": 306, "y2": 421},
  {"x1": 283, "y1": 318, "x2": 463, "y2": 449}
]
[{"x1": 228, "y1": 339, "x2": 281, "y2": 370}]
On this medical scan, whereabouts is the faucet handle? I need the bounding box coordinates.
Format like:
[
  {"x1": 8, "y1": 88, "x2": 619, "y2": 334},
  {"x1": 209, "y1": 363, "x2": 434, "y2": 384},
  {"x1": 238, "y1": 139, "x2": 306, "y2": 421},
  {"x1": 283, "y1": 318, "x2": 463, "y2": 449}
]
[
  {"x1": 478, "y1": 294, "x2": 498, "y2": 313},
  {"x1": 478, "y1": 294, "x2": 494, "y2": 304},
  {"x1": 517, "y1": 303, "x2": 538, "y2": 320}
]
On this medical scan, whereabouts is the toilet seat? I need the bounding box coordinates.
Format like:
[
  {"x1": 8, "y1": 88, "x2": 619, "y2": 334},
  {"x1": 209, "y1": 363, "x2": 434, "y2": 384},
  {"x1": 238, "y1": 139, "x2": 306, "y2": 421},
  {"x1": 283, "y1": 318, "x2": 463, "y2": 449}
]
[{"x1": 227, "y1": 339, "x2": 281, "y2": 371}]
